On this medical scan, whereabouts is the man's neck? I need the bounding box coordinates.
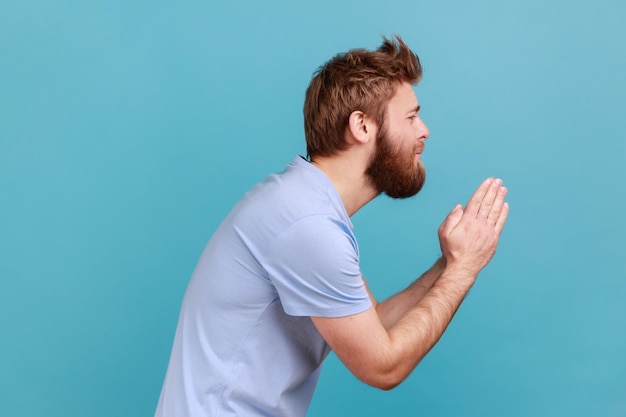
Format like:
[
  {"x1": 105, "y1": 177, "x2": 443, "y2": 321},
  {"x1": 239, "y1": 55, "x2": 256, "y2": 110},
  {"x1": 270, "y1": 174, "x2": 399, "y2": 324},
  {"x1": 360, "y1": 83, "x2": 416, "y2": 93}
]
[{"x1": 310, "y1": 154, "x2": 379, "y2": 217}]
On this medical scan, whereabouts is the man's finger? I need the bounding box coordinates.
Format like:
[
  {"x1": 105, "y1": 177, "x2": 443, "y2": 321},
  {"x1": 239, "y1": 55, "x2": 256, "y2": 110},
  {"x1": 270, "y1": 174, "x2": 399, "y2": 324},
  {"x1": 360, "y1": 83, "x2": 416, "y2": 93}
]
[
  {"x1": 439, "y1": 204, "x2": 463, "y2": 236},
  {"x1": 487, "y1": 185, "x2": 507, "y2": 227},
  {"x1": 464, "y1": 178, "x2": 493, "y2": 218},
  {"x1": 494, "y1": 202, "x2": 510, "y2": 235},
  {"x1": 477, "y1": 179, "x2": 502, "y2": 220}
]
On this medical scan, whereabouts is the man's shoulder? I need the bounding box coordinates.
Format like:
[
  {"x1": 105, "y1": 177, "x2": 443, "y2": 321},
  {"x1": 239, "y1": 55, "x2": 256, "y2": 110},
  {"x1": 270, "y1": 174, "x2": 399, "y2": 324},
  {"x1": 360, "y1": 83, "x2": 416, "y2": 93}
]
[
  {"x1": 214, "y1": 157, "x2": 352, "y2": 255},
  {"x1": 241, "y1": 158, "x2": 340, "y2": 217}
]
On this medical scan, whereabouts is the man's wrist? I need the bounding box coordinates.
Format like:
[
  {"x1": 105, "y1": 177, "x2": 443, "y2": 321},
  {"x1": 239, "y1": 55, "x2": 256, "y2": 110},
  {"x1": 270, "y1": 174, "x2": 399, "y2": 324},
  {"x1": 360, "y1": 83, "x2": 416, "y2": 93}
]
[{"x1": 438, "y1": 261, "x2": 479, "y2": 290}]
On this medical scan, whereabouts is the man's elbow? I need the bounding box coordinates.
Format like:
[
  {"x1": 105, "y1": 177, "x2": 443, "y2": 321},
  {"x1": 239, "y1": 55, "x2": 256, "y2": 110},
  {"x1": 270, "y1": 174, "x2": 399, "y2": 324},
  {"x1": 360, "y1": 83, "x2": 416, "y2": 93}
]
[
  {"x1": 372, "y1": 377, "x2": 402, "y2": 391},
  {"x1": 356, "y1": 363, "x2": 412, "y2": 391}
]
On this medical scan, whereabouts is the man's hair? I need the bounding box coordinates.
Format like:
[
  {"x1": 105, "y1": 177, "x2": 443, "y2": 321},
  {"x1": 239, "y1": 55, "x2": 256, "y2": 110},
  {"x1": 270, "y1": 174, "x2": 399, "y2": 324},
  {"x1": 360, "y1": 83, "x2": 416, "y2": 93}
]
[{"x1": 304, "y1": 35, "x2": 422, "y2": 158}]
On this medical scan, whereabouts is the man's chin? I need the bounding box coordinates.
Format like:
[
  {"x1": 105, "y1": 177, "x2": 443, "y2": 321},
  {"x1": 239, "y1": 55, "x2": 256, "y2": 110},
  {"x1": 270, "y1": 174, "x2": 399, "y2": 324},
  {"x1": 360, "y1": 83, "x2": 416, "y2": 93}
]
[
  {"x1": 385, "y1": 186, "x2": 423, "y2": 199},
  {"x1": 384, "y1": 175, "x2": 426, "y2": 199}
]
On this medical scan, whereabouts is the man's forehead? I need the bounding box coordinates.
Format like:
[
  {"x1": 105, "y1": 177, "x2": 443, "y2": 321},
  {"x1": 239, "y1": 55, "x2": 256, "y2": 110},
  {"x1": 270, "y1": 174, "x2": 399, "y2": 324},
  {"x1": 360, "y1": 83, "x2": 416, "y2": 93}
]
[{"x1": 390, "y1": 82, "x2": 419, "y2": 108}]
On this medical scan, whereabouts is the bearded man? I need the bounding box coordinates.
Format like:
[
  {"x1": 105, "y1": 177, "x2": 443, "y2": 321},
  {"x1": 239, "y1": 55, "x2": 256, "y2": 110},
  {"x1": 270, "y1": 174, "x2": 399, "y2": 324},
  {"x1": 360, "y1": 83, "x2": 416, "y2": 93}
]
[{"x1": 155, "y1": 35, "x2": 509, "y2": 417}]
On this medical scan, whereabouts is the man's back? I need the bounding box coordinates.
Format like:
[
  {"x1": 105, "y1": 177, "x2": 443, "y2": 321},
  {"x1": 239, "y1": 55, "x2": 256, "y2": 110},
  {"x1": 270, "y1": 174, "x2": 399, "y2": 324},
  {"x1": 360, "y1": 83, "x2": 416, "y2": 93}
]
[{"x1": 155, "y1": 156, "x2": 371, "y2": 417}]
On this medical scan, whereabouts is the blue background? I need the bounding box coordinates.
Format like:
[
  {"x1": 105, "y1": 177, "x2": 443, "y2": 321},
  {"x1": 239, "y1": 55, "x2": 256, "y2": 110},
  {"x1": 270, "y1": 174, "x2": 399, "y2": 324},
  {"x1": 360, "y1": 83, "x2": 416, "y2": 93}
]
[{"x1": 2, "y1": 1, "x2": 625, "y2": 416}]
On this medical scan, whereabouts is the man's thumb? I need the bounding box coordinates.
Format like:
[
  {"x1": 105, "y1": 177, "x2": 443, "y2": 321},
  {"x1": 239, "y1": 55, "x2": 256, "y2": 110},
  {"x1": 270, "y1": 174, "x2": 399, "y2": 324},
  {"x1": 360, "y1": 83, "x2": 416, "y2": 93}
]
[{"x1": 440, "y1": 204, "x2": 464, "y2": 235}]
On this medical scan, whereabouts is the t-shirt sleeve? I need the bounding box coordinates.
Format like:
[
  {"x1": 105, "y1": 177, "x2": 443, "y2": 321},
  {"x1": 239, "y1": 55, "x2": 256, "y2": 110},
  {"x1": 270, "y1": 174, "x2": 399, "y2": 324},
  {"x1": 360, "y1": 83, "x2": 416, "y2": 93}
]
[{"x1": 262, "y1": 215, "x2": 372, "y2": 318}]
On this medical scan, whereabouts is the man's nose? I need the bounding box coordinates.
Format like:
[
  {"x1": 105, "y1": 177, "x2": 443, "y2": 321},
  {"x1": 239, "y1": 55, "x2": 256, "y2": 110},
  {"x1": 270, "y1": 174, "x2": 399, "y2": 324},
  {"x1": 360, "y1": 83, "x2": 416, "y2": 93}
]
[{"x1": 418, "y1": 120, "x2": 429, "y2": 141}]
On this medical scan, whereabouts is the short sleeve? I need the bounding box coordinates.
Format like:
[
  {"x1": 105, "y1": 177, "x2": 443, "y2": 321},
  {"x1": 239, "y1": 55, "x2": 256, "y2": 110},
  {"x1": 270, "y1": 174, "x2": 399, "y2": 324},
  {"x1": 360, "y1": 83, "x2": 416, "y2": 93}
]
[{"x1": 262, "y1": 215, "x2": 372, "y2": 317}]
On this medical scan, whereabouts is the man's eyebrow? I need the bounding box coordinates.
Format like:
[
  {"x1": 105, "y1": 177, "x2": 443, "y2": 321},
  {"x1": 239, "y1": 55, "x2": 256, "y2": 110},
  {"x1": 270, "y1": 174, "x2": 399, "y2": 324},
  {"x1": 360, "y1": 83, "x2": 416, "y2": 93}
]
[{"x1": 407, "y1": 105, "x2": 421, "y2": 115}]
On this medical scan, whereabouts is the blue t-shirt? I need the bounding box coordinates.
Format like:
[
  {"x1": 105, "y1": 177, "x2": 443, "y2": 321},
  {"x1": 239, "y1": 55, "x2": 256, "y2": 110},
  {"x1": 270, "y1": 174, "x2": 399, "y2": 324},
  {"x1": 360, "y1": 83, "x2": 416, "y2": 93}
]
[{"x1": 155, "y1": 156, "x2": 372, "y2": 417}]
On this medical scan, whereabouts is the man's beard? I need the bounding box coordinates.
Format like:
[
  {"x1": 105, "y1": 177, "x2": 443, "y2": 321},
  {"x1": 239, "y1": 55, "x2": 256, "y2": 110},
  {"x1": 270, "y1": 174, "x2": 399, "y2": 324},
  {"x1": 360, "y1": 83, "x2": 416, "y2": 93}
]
[{"x1": 365, "y1": 128, "x2": 426, "y2": 199}]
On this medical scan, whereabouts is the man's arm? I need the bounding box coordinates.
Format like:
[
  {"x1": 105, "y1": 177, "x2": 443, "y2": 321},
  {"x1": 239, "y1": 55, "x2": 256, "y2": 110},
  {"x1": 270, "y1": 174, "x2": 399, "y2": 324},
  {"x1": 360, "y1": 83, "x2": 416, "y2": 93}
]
[
  {"x1": 364, "y1": 256, "x2": 447, "y2": 330},
  {"x1": 312, "y1": 178, "x2": 509, "y2": 390}
]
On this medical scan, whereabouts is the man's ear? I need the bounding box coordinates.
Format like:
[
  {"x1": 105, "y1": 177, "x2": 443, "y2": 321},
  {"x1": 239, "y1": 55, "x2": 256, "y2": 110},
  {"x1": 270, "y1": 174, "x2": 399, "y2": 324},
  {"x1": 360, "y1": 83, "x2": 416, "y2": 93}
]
[{"x1": 347, "y1": 111, "x2": 377, "y2": 145}]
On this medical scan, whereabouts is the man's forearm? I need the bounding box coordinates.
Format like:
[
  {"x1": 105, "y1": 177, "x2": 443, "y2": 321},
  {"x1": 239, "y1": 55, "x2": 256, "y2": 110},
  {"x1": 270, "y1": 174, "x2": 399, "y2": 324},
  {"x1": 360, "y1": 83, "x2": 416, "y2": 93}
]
[
  {"x1": 317, "y1": 262, "x2": 478, "y2": 391},
  {"x1": 376, "y1": 257, "x2": 447, "y2": 329},
  {"x1": 380, "y1": 264, "x2": 477, "y2": 387}
]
